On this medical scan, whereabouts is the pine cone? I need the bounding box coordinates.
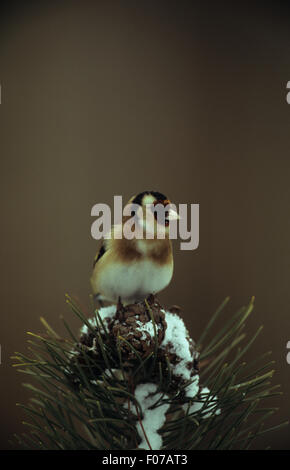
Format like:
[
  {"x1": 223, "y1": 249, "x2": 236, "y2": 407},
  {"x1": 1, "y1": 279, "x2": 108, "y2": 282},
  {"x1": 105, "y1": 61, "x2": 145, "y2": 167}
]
[
  {"x1": 110, "y1": 295, "x2": 167, "y2": 360},
  {"x1": 70, "y1": 295, "x2": 199, "y2": 397}
]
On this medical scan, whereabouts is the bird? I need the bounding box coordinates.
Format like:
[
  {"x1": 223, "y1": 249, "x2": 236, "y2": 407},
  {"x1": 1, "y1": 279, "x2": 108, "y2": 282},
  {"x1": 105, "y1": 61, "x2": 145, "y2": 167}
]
[{"x1": 90, "y1": 190, "x2": 179, "y2": 305}]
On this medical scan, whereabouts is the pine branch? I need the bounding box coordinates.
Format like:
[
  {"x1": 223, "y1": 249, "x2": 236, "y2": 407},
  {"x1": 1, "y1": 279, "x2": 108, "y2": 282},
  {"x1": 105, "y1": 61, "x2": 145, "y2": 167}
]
[{"x1": 12, "y1": 296, "x2": 288, "y2": 450}]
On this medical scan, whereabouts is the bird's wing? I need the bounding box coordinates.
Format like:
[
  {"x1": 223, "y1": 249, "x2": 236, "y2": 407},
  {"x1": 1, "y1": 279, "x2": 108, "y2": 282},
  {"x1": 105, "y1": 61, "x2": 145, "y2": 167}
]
[
  {"x1": 93, "y1": 242, "x2": 107, "y2": 267},
  {"x1": 92, "y1": 227, "x2": 117, "y2": 268},
  {"x1": 92, "y1": 224, "x2": 122, "y2": 268}
]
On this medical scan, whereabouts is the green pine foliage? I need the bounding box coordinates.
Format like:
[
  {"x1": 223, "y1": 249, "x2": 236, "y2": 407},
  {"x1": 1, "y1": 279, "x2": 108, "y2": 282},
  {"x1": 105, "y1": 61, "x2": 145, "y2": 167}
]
[{"x1": 12, "y1": 296, "x2": 288, "y2": 450}]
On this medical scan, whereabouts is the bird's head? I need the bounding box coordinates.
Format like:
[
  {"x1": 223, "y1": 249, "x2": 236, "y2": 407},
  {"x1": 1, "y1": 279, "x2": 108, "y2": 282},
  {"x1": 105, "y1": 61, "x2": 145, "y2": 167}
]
[{"x1": 126, "y1": 190, "x2": 179, "y2": 238}]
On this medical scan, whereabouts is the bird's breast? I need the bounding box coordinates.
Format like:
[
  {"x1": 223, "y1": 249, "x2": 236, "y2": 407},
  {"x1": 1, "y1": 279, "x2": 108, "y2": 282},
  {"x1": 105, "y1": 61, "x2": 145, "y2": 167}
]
[{"x1": 97, "y1": 258, "x2": 173, "y2": 303}]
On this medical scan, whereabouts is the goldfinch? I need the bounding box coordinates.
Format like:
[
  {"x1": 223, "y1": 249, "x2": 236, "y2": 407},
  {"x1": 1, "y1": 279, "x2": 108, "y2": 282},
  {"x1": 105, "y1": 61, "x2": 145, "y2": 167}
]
[{"x1": 90, "y1": 191, "x2": 179, "y2": 304}]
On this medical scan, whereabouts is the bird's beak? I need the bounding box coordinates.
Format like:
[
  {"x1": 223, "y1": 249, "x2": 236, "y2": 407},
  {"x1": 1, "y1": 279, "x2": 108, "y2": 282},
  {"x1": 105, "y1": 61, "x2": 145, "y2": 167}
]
[{"x1": 167, "y1": 207, "x2": 180, "y2": 220}]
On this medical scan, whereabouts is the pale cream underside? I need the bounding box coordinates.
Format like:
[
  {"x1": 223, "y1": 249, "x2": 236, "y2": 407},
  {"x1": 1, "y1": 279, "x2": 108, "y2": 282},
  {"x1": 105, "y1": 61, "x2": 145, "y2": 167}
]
[{"x1": 91, "y1": 253, "x2": 173, "y2": 304}]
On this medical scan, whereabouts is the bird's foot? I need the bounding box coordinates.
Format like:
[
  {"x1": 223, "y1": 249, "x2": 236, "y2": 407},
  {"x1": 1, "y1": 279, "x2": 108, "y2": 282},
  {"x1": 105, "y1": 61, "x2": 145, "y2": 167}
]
[
  {"x1": 145, "y1": 293, "x2": 157, "y2": 306},
  {"x1": 117, "y1": 296, "x2": 124, "y2": 311}
]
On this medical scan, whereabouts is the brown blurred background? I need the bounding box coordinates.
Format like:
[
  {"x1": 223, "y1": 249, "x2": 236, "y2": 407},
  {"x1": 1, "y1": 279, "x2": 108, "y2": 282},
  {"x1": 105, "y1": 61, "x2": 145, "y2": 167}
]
[{"x1": 1, "y1": 0, "x2": 290, "y2": 449}]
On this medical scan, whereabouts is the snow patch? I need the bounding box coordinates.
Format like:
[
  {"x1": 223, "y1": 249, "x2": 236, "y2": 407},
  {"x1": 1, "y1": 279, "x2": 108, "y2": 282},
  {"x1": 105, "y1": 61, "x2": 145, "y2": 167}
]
[
  {"x1": 80, "y1": 305, "x2": 116, "y2": 335},
  {"x1": 183, "y1": 386, "x2": 221, "y2": 418},
  {"x1": 160, "y1": 310, "x2": 195, "y2": 381},
  {"x1": 184, "y1": 375, "x2": 200, "y2": 399},
  {"x1": 125, "y1": 383, "x2": 169, "y2": 450},
  {"x1": 135, "y1": 319, "x2": 161, "y2": 342}
]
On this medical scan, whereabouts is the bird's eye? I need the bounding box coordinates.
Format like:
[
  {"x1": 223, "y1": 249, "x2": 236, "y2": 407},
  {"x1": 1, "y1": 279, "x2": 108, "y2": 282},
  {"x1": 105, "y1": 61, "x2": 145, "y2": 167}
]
[{"x1": 131, "y1": 211, "x2": 135, "y2": 217}]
